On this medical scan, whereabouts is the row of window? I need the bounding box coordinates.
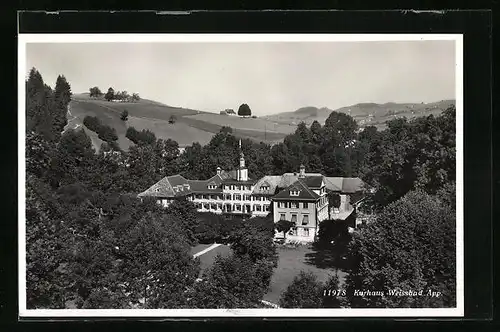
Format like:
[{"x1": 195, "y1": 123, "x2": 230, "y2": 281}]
[
  {"x1": 280, "y1": 213, "x2": 310, "y2": 225},
  {"x1": 224, "y1": 184, "x2": 252, "y2": 191},
  {"x1": 277, "y1": 201, "x2": 309, "y2": 209},
  {"x1": 195, "y1": 203, "x2": 270, "y2": 212},
  {"x1": 191, "y1": 194, "x2": 269, "y2": 202}
]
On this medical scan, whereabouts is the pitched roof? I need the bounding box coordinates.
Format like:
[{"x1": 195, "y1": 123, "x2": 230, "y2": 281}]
[
  {"x1": 272, "y1": 179, "x2": 320, "y2": 200},
  {"x1": 251, "y1": 175, "x2": 282, "y2": 196},
  {"x1": 302, "y1": 175, "x2": 324, "y2": 188},
  {"x1": 138, "y1": 173, "x2": 225, "y2": 198},
  {"x1": 278, "y1": 172, "x2": 323, "y2": 188},
  {"x1": 138, "y1": 175, "x2": 179, "y2": 198},
  {"x1": 324, "y1": 177, "x2": 343, "y2": 192},
  {"x1": 324, "y1": 177, "x2": 364, "y2": 193}
]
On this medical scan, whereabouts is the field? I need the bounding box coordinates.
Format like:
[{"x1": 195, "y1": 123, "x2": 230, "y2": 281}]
[{"x1": 66, "y1": 94, "x2": 292, "y2": 151}]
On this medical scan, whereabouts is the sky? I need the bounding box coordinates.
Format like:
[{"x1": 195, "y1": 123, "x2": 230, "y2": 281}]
[{"x1": 25, "y1": 40, "x2": 456, "y2": 116}]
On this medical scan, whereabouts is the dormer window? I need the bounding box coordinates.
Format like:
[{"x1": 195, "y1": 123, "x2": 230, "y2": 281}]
[
  {"x1": 260, "y1": 185, "x2": 269, "y2": 191},
  {"x1": 174, "y1": 186, "x2": 179, "y2": 192},
  {"x1": 208, "y1": 184, "x2": 217, "y2": 190},
  {"x1": 184, "y1": 184, "x2": 190, "y2": 190},
  {"x1": 290, "y1": 190, "x2": 300, "y2": 196}
]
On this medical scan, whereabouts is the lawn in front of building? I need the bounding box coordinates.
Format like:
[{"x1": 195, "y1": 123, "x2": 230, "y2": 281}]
[{"x1": 263, "y1": 244, "x2": 347, "y2": 305}]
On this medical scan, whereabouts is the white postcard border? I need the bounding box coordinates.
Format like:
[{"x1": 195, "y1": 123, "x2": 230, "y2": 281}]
[{"x1": 18, "y1": 33, "x2": 464, "y2": 318}]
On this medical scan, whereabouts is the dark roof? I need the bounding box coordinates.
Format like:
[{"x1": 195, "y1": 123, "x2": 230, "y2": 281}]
[
  {"x1": 272, "y1": 179, "x2": 320, "y2": 201},
  {"x1": 302, "y1": 175, "x2": 324, "y2": 188},
  {"x1": 138, "y1": 174, "x2": 224, "y2": 198}
]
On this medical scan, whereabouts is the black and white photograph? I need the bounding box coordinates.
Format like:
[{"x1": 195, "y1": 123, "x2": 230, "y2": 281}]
[{"x1": 19, "y1": 33, "x2": 463, "y2": 317}]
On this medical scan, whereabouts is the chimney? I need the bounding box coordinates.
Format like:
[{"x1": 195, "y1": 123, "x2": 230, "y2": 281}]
[
  {"x1": 299, "y1": 164, "x2": 306, "y2": 178},
  {"x1": 216, "y1": 166, "x2": 221, "y2": 175}
]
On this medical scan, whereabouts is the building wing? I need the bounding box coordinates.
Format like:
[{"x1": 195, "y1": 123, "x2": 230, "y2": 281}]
[{"x1": 273, "y1": 179, "x2": 320, "y2": 200}]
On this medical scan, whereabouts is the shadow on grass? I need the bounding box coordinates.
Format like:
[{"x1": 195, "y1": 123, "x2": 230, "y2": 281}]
[{"x1": 304, "y1": 235, "x2": 352, "y2": 271}]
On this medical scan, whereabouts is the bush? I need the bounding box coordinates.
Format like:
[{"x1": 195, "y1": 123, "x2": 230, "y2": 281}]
[
  {"x1": 97, "y1": 125, "x2": 118, "y2": 142},
  {"x1": 83, "y1": 116, "x2": 101, "y2": 132},
  {"x1": 121, "y1": 110, "x2": 128, "y2": 121},
  {"x1": 126, "y1": 127, "x2": 156, "y2": 145}
]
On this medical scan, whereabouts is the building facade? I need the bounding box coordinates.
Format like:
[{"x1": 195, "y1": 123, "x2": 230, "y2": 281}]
[{"x1": 138, "y1": 141, "x2": 365, "y2": 242}]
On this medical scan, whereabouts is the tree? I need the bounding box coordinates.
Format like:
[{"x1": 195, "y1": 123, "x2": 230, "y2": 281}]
[
  {"x1": 322, "y1": 274, "x2": 342, "y2": 308},
  {"x1": 46, "y1": 128, "x2": 95, "y2": 188},
  {"x1": 97, "y1": 125, "x2": 118, "y2": 143},
  {"x1": 344, "y1": 190, "x2": 456, "y2": 308},
  {"x1": 169, "y1": 115, "x2": 177, "y2": 124},
  {"x1": 359, "y1": 108, "x2": 456, "y2": 211},
  {"x1": 104, "y1": 87, "x2": 115, "y2": 101},
  {"x1": 238, "y1": 103, "x2": 252, "y2": 117},
  {"x1": 275, "y1": 219, "x2": 294, "y2": 239},
  {"x1": 220, "y1": 126, "x2": 233, "y2": 134},
  {"x1": 126, "y1": 127, "x2": 156, "y2": 145},
  {"x1": 187, "y1": 254, "x2": 273, "y2": 308},
  {"x1": 228, "y1": 223, "x2": 278, "y2": 266},
  {"x1": 131, "y1": 93, "x2": 140, "y2": 102},
  {"x1": 279, "y1": 271, "x2": 324, "y2": 308},
  {"x1": 53, "y1": 75, "x2": 72, "y2": 138},
  {"x1": 121, "y1": 110, "x2": 129, "y2": 121},
  {"x1": 89, "y1": 87, "x2": 103, "y2": 98},
  {"x1": 165, "y1": 199, "x2": 200, "y2": 244},
  {"x1": 26, "y1": 68, "x2": 57, "y2": 142},
  {"x1": 115, "y1": 213, "x2": 200, "y2": 308},
  {"x1": 83, "y1": 116, "x2": 101, "y2": 132}
]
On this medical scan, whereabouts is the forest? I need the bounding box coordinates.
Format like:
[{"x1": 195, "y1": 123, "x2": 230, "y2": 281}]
[{"x1": 25, "y1": 67, "x2": 457, "y2": 309}]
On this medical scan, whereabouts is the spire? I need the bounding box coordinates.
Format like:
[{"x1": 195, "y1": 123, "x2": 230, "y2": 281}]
[{"x1": 238, "y1": 139, "x2": 246, "y2": 169}]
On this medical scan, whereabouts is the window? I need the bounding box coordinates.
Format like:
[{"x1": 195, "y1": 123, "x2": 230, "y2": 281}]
[
  {"x1": 303, "y1": 202, "x2": 309, "y2": 209},
  {"x1": 210, "y1": 204, "x2": 216, "y2": 210},
  {"x1": 208, "y1": 184, "x2": 217, "y2": 190},
  {"x1": 244, "y1": 194, "x2": 251, "y2": 201},
  {"x1": 235, "y1": 204, "x2": 241, "y2": 211},
  {"x1": 278, "y1": 202, "x2": 286, "y2": 208},
  {"x1": 224, "y1": 185, "x2": 230, "y2": 190},
  {"x1": 260, "y1": 185, "x2": 269, "y2": 192},
  {"x1": 225, "y1": 194, "x2": 232, "y2": 200},
  {"x1": 203, "y1": 203, "x2": 209, "y2": 210},
  {"x1": 280, "y1": 213, "x2": 286, "y2": 220},
  {"x1": 264, "y1": 205, "x2": 270, "y2": 211},
  {"x1": 291, "y1": 214, "x2": 297, "y2": 224},
  {"x1": 235, "y1": 185, "x2": 240, "y2": 190},
  {"x1": 302, "y1": 215, "x2": 309, "y2": 225},
  {"x1": 202, "y1": 194, "x2": 208, "y2": 200},
  {"x1": 303, "y1": 228, "x2": 310, "y2": 237},
  {"x1": 256, "y1": 205, "x2": 262, "y2": 212},
  {"x1": 217, "y1": 204, "x2": 222, "y2": 210},
  {"x1": 290, "y1": 202, "x2": 298, "y2": 209},
  {"x1": 234, "y1": 194, "x2": 241, "y2": 201},
  {"x1": 290, "y1": 190, "x2": 300, "y2": 196}
]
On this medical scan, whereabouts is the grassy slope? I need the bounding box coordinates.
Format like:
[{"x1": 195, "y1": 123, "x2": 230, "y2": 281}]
[
  {"x1": 68, "y1": 94, "x2": 290, "y2": 151},
  {"x1": 263, "y1": 99, "x2": 456, "y2": 130}
]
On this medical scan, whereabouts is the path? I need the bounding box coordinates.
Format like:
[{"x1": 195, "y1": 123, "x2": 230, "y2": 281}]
[{"x1": 192, "y1": 243, "x2": 222, "y2": 258}]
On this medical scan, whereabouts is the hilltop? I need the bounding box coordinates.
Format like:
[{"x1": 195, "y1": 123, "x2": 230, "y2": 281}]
[
  {"x1": 65, "y1": 94, "x2": 455, "y2": 152},
  {"x1": 262, "y1": 99, "x2": 456, "y2": 130},
  {"x1": 65, "y1": 93, "x2": 294, "y2": 152}
]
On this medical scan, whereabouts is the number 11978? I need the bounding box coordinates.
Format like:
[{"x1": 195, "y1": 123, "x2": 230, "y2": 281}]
[{"x1": 323, "y1": 289, "x2": 346, "y2": 297}]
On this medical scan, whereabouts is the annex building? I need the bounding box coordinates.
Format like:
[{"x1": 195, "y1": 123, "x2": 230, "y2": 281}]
[{"x1": 138, "y1": 141, "x2": 365, "y2": 242}]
